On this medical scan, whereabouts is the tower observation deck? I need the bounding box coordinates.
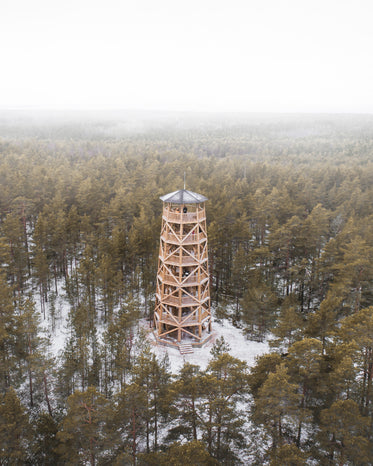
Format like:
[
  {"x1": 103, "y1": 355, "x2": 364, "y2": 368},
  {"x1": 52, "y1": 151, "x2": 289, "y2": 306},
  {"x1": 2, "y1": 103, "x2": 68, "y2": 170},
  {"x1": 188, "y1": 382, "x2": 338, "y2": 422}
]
[{"x1": 154, "y1": 189, "x2": 212, "y2": 347}]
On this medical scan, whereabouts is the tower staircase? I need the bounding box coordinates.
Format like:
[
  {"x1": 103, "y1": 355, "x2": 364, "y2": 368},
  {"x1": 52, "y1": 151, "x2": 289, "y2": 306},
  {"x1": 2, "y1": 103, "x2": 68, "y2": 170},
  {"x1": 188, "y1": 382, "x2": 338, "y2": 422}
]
[{"x1": 179, "y1": 342, "x2": 194, "y2": 354}]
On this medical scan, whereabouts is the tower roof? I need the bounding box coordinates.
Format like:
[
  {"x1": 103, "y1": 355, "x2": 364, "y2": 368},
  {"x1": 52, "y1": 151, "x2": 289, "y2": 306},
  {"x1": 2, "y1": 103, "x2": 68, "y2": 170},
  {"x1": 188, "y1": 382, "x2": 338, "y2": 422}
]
[{"x1": 160, "y1": 189, "x2": 208, "y2": 204}]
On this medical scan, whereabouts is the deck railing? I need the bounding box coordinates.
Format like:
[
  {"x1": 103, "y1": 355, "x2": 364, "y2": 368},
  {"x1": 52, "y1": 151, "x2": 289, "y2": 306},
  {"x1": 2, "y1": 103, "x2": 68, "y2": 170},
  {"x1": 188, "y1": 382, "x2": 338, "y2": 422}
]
[
  {"x1": 161, "y1": 232, "x2": 205, "y2": 244},
  {"x1": 161, "y1": 272, "x2": 209, "y2": 286},
  {"x1": 163, "y1": 255, "x2": 201, "y2": 265},
  {"x1": 163, "y1": 209, "x2": 205, "y2": 223},
  {"x1": 159, "y1": 310, "x2": 210, "y2": 326},
  {"x1": 162, "y1": 295, "x2": 198, "y2": 306}
]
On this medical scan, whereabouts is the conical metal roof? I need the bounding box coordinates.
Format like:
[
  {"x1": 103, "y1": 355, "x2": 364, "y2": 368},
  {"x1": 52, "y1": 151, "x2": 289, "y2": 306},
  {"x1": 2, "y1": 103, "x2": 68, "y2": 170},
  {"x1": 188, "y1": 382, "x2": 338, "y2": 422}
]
[{"x1": 160, "y1": 189, "x2": 208, "y2": 204}]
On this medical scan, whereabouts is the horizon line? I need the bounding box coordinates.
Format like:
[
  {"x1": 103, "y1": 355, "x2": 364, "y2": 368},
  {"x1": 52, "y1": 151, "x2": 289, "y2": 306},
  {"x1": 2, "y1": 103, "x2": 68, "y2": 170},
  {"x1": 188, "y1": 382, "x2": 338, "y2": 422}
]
[{"x1": 1, "y1": 107, "x2": 373, "y2": 117}]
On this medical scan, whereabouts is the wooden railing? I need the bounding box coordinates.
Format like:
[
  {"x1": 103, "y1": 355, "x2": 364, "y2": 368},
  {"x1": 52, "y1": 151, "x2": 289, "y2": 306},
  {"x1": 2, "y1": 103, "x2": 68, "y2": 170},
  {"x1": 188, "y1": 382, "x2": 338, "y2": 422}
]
[
  {"x1": 162, "y1": 274, "x2": 178, "y2": 285},
  {"x1": 163, "y1": 209, "x2": 205, "y2": 223},
  {"x1": 161, "y1": 233, "x2": 205, "y2": 244},
  {"x1": 182, "y1": 273, "x2": 209, "y2": 285},
  {"x1": 158, "y1": 310, "x2": 210, "y2": 326},
  {"x1": 163, "y1": 255, "x2": 200, "y2": 265},
  {"x1": 160, "y1": 272, "x2": 209, "y2": 286},
  {"x1": 162, "y1": 295, "x2": 199, "y2": 306}
]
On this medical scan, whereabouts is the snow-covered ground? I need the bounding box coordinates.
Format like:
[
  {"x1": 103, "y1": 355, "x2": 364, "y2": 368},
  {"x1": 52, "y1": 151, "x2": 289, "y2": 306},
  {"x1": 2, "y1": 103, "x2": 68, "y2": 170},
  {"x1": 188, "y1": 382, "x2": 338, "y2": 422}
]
[
  {"x1": 35, "y1": 278, "x2": 270, "y2": 374},
  {"x1": 147, "y1": 318, "x2": 270, "y2": 372},
  {"x1": 37, "y1": 284, "x2": 71, "y2": 358}
]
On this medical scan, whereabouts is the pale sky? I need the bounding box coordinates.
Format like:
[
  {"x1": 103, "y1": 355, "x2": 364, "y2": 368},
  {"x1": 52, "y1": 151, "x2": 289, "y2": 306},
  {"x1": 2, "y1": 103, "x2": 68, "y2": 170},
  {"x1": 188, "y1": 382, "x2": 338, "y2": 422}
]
[{"x1": 1, "y1": 0, "x2": 373, "y2": 113}]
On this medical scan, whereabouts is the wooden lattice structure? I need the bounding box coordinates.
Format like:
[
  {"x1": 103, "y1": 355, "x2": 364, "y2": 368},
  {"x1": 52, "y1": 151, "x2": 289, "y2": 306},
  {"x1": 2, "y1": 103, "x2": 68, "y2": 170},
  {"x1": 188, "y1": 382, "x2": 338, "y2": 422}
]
[{"x1": 154, "y1": 189, "x2": 212, "y2": 346}]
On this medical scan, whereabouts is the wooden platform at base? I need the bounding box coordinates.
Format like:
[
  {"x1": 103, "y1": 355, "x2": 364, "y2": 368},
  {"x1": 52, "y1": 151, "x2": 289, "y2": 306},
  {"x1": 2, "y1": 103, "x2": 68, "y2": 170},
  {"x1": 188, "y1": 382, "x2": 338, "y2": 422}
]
[{"x1": 152, "y1": 330, "x2": 214, "y2": 350}]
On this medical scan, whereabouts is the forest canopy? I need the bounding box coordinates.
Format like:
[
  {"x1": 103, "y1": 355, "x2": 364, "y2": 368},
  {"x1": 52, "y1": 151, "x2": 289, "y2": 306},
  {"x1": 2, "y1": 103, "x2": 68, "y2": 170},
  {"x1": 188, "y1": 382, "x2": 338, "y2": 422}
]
[{"x1": 0, "y1": 111, "x2": 372, "y2": 464}]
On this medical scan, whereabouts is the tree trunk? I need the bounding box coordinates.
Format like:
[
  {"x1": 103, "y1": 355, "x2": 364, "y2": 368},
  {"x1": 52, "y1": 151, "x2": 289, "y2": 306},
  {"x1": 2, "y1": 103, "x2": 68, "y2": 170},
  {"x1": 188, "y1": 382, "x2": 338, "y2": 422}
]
[
  {"x1": 132, "y1": 407, "x2": 137, "y2": 465},
  {"x1": 154, "y1": 397, "x2": 158, "y2": 450},
  {"x1": 90, "y1": 437, "x2": 95, "y2": 466},
  {"x1": 217, "y1": 413, "x2": 222, "y2": 459},
  {"x1": 43, "y1": 372, "x2": 53, "y2": 417},
  {"x1": 192, "y1": 398, "x2": 197, "y2": 440},
  {"x1": 28, "y1": 335, "x2": 33, "y2": 407}
]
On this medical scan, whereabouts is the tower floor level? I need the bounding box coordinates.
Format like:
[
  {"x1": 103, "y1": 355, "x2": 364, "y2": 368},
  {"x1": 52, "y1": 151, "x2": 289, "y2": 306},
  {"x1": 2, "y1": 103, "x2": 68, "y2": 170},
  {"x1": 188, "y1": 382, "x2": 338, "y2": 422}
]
[{"x1": 154, "y1": 189, "x2": 212, "y2": 347}]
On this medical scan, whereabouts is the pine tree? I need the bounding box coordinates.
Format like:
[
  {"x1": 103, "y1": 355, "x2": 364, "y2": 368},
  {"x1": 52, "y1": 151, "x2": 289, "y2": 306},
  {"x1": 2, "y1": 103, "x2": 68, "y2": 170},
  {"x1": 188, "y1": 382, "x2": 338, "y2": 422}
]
[
  {"x1": 167, "y1": 362, "x2": 202, "y2": 442},
  {"x1": 248, "y1": 352, "x2": 283, "y2": 399},
  {"x1": 241, "y1": 270, "x2": 278, "y2": 341},
  {"x1": 77, "y1": 244, "x2": 97, "y2": 319},
  {"x1": 319, "y1": 399, "x2": 370, "y2": 465},
  {"x1": 306, "y1": 291, "x2": 342, "y2": 353},
  {"x1": 16, "y1": 296, "x2": 51, "y2": 409},
  {"x1": 132, "y1": 348, "x2": 171, "y2": 452},
  {"x1": 57, "y1": 386, "x2": 113, "y2": 465},
  {"x1": 138, "y1": 440, "x2": 219, "y2": 466},
  {"x1": 269, "y1": 443, "x2": 309, "y2": 466},
  {"x1": 32, "y1": 244, "x2": 49, "y2": 318},
  {"x1": 114, "y1": 382, "x2": 147, "y2": 464},
  {"x1": 210, "y1": 336, "x2": 231, "y2": 358},
  {"x1": 199, "y1": 353, "x2": 249, "y2": 462},
  {"x1": 338, "y1": 306, "x2": 373, "y2": 415},
  {"x1": 270, "y1": 296, "x2": 304, "y2": 350},
  {"x1": 231, "y1": 244, "x2": 248, "y2": 322},
  {"x1": 332, "y1": 235, "x2": 372, "y2": 313},
  {"x1": 31, "y1": 412, "x2": 61, "y2": 465},
  {"x1": 253, "y1": 363, "x2": 301, "y2": 450},
  {"x1": 0, "y1": 387, "x2": 30, "y2": 464},
  {"x1": 0, "y1": 273, "x2": 18, "y2": 392},
  {"x1": 286, "y1": 338, "x2": 323, "y2": 446},
  {"x1": 96, "y1": 253, "x2": 119, "y2": 322},
  {"x1": 102, "y1": 296, "x2": 140, "y2": 393},
  {"x1": 2, "y1": 212, "x2": 29, "y2": 292}
]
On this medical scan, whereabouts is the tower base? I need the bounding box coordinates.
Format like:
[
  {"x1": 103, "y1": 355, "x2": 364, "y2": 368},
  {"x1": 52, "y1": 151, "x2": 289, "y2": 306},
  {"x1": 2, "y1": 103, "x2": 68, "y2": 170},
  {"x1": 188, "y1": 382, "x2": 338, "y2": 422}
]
[{"x1": 152, "y1": 330, "x2": 214, "y2": 349}]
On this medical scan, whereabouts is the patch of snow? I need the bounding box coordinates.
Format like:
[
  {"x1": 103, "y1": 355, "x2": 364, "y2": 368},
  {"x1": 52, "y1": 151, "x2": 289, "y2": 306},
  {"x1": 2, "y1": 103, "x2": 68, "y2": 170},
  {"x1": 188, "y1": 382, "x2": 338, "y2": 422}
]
[
  {"x1": 37, "y1": 281, "x2": 71, "y2": 358},
  {"x1": 34, "y1": 275, "x2": 269, "y2": 376},
  {"x1": 147, "y1": 318, "x2": 270, "y2": 373}
]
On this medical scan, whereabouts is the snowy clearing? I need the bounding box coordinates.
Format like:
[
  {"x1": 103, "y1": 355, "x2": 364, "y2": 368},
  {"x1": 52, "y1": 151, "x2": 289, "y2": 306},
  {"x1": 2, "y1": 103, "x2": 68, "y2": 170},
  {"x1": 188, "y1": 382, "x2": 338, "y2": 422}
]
[
  {"x1": 35, "y1": 277, "x2": 270, "y2": 374},
  {"x1": 146, "y1": 318, "x2": 270, "y2": 372}
]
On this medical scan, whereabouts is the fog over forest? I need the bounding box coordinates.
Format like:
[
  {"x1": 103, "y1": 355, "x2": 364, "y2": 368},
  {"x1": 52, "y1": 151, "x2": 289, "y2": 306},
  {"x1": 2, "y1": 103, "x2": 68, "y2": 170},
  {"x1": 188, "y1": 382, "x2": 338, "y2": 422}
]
[{"x1": 2, "y1": 109, "x2": 373, "y2": 138}]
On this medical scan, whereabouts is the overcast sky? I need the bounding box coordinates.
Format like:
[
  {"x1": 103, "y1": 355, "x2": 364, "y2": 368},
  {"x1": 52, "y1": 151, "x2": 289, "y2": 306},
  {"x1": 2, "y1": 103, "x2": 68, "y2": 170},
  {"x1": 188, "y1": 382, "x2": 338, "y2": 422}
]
[{"x1": 1, "y1": 0, "x2": 372, "y2": 113}]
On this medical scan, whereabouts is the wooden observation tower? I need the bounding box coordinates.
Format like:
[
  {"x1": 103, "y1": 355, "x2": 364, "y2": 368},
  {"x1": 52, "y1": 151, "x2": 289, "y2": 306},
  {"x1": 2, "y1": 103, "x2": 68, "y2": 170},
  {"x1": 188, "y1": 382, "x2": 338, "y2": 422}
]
[{"x1": 154, "y1": 189, "x2": 212, "y2": 347}]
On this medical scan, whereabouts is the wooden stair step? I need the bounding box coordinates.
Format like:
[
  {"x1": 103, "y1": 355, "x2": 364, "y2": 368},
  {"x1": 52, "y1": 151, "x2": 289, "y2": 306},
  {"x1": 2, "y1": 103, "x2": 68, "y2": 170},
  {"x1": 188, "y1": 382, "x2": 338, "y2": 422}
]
[{"x1": 179, "y1": 343, "x2": 194, "y2": 354}]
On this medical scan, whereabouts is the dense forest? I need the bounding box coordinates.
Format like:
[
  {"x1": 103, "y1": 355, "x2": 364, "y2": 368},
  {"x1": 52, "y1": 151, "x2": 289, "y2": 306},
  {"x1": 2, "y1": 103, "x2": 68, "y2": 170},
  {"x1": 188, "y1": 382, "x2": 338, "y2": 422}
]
[{"x1": 0, "y1": 111, "x2": 373, "y2": 464}]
